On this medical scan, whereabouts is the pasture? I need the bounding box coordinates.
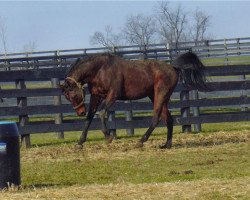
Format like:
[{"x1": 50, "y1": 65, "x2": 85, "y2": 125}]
[
  {"x1": 1, "y1": 122, "x2": 249, "y2": 200},
  {"x1": 0, "y1": 37, "x2": 249, "y2": 199}
]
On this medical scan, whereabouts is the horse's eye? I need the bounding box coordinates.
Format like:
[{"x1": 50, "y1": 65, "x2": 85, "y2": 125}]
[
  {"x1": 65, "y1": 83, "x2": 74, "y2": 91},
  {"x1": 68, "y1": 86, "x2": 75, "y2": 91}
]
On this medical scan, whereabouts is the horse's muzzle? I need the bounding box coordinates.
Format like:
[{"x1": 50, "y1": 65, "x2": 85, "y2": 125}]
[{"x1": 75, "y1": 105, "x2": 86, "y2": 116}]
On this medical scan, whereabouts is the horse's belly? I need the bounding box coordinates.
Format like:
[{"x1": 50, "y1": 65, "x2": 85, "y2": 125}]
[
  {"x1": 122, "y1": 82, "x2": 153, "y2": 100},
  {"x1": 120, "y1": 66, "x2": 154, "y2": 100}
]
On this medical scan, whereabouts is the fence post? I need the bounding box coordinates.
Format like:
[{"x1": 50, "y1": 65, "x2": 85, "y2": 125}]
[
  {"x1": 166, "y1": 43, "x2": 172, "y2": 62},
  {"x1": 240, "y1": 73, "x2": 247, "y2": 111},
  {"x1": 125, "y1": 101, "x2": 134, "y2": 136},
  {"x1": 51, "y1": 78, "x2": 64, "y2": 139},
  {"x1": 108, "y1": 110, "x2": 117, "y2": 139},
  {"x1": 15, "y1": 80, "x2": 30, "y2": 148},
  {"x1": 4, "y1": 61, "x2": 11, "y2": 71},
  {"x1": 140, "y1": 45, "x2": 147, "y2": 60},
  {"x1": 54, "y1": 50, "x2": 61, "y2": 68},
  {"x1": 191, "y1": 90, "x2": 201, "y2": 132},
  {"x1": 205, "y1": 40, "x2": 210, "y2": 58},
  {"x1": 237, "y1": 38, "x2": 241, "y2": 56},
  {"x1": 180, "y1": 90, "x2": 191, "y2": 133},
  {"x1": 224, "y1": 39, "x2": 229, "y2": 65}
]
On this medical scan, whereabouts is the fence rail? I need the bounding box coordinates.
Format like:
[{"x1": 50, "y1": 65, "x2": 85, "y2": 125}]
[{"x1": 1, "y1": 37, "x2": 250, "y2": 71}]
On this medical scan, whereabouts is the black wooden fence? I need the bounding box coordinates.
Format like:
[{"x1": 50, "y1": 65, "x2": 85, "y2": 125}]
[{"x1": 0, "y1": 64, "x2": 249, "y2": 147}]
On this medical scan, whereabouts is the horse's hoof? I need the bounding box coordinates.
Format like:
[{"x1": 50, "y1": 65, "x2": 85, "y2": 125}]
[
  {"x1": 75, "y1": 144, "x2": 83, "y2": 150},
  {"x1": 159, "y1": 143, "x2": 172, "y2": 149},
  {"x1": 135, "y1": 142, "x2": 143, "y2": 148},
  {"x1": 105, "y1": 135, "x2": 114, "y2": 144},
  {"x1": 105, "y1": 136, "x2": 114, "y2": 144}
]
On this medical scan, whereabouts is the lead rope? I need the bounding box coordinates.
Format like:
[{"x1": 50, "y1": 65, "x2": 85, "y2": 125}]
[{"x1": 65, "y1": 77, "x2": 85, "y2": 110}]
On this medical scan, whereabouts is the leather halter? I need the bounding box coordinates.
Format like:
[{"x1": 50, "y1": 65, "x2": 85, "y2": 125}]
[{"x1": 65, "y1": 77, "x2": 85, "y2": 110}]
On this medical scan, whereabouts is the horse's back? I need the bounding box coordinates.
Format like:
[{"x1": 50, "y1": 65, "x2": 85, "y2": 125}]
[
  {"x1": 121, "y1": 59, "x2": 178, "y2": 86},
  {"x1": 114, "y1": 58, "x2": 178, "y2": 100}
]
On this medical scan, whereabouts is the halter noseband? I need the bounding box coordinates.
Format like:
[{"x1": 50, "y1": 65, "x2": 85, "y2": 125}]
[{"x1": 65, "y1": 77, "x2": 85, "y2": 110}]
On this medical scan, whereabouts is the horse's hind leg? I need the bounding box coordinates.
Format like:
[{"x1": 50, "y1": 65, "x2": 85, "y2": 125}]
[
  {"x1": 99, "y1": 92, "x2": 118, "y2": 143},
  {"x1": 136, "y1": 90, "x2": 166, "y2": 148},
  {"x1": 159, "y1": 102, "x2": 173, "y2": 149},
  {"x1": 99, "y1": 109, "x2": 113, "y2": 143}
]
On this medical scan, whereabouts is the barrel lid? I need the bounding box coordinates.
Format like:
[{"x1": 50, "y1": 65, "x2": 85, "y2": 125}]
[
  {"x1": 0, "y1": 121, "x2": 17, "y2": 125},
  {"x1": 0, "y1": 121, "x2": 19, "y2": 137}
]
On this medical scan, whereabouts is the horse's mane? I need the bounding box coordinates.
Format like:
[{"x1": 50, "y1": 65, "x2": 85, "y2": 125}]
[{"x1": 67, "y1": 53, "x2": 117, "y2": 76}]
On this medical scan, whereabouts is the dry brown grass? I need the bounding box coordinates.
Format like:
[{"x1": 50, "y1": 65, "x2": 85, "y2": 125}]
[
  {"x1": 1, "y1": 177, "x2": 249, "y2": 200},
  {"x1": 21, "y1": 130, "x2": 249, "y2": 163}
]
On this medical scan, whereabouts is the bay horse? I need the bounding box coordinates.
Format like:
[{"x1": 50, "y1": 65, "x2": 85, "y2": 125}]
[{"x1": 60, "y1": 52, "x2": 207, "y2": 149}]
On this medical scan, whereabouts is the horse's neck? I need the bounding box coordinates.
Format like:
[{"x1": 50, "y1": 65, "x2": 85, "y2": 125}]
[{"x1": 71, "y1": 60, "x2": 100, "y2": 83}]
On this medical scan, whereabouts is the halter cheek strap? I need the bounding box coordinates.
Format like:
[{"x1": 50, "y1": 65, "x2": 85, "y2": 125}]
[{"x1": 65, "y1": 77, "x2": 85, "y2": 110}]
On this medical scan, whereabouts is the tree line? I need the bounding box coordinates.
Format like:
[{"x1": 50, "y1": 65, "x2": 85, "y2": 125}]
[{"x1": 90, "y1": 2, "x2": 211, "y2": 48}]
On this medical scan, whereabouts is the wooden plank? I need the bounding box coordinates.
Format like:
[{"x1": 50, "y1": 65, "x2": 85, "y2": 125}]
[
  {"x1": 207, "y1": 81, "x2": 250, "y2": 91},
  {"x1": 0, "y1": 80, "x2": 248, "y2": 99},
  {"x1": 0, "y1": 104, "x2": 74, "y2": 116},
  {"x1": 0, "y1": 88, "x2": 61, "y2": 98},
  {"x1": 206, "y1": 65, "x2": 250, "y2": 76},
  {"x1": 0, "y1": 60, "x2": 72, "y2": 69},
  {"x1": 174, "y1": 96, "x2": 250, "y2": 108},
  {"x1": 0, "y1": 63, "x2": 250, "y2": 83},
  {"x1": 0, "y1": 68, "x2": 67, "y2": 81},
  {"x1": 18, "y1": 111, "x2": 250, "y2": 135},
  {"x1": 177, "y1": 111, "x2": 250, "y2": 125},
  {"x1": 0, "y1": 96, "x2": 249, "y2": 117}
]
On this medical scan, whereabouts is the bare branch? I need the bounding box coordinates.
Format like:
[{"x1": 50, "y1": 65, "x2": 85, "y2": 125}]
[
  {"x1": 190, "y1": 8, "x2": 210, "y2": 43},
  {"x1": 90, "y1": 25, "x2": 122, "y2": 48},
  {"x1": 0, "y1": 16, "x2": 8, "y2": 57},
  {"x1": 122, "y1": 14, "x2": 157, "y2": 47},
  {"x1": 156, "y1": 2, "x2": 187, "y2": 47},
  {"x1": 23, "y1": 41, "x2": 37, "y2": 54}
]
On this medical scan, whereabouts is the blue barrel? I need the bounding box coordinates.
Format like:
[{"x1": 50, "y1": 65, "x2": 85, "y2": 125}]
[{"x1": 0, "y1": 122, "x2": 20, "y2": 189}]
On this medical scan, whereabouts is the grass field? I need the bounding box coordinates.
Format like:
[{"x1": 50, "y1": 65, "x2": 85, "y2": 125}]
[{"x1": 0, "y1": 122, "x2": 249, "y2": 200}]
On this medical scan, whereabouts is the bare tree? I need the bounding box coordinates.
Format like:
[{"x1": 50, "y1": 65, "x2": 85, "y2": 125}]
[
  {"x1": 90, "y1": 25, "x2": 122, "y2": 48},
  {"x1": 122, "y1": 14, "x2": 156, "y2": 48},
  {"x1": 190, "y1": 8, "x2": 210, "y2": 43},
  {"x1": 0, "y1": 17, "x2": 8, "y2": 57},
  {"x1": 156, "y1": 1, "x2": 187, "y2": 48},
  {"x1": 23, "y1": 41, "x2": 37, "y2": 54}
]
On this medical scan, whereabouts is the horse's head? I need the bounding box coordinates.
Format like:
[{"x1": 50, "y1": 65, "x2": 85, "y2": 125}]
[{"x1": 60, "y1": 77, "x2": 86, "y2": 116}]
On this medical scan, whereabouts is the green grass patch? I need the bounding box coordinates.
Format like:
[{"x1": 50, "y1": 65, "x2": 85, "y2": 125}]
[
  {"x1": 202, "y1": 56, "x2": 250, "y2": 65},
  {"x1": 20, "y1": 121, "x2": 249, "y2": 186}
]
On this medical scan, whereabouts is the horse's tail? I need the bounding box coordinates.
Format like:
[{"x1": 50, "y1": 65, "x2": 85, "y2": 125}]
[{"x1": 172, "y1": 51, "x2": 209, "y2": 91}]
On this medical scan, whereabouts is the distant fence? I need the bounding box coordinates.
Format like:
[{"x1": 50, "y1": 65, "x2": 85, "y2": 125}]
[
  {"x1": 0, "y1": 37, "x2": 250, "y2": 71},
  {"x1": 0, "y1": 64, "x2": 249, "y2": 147}
]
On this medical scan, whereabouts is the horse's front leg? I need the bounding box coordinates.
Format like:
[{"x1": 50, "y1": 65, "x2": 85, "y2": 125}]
[{"x1": 76, "y1": 95, "x2": 102, "y2": 149}]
